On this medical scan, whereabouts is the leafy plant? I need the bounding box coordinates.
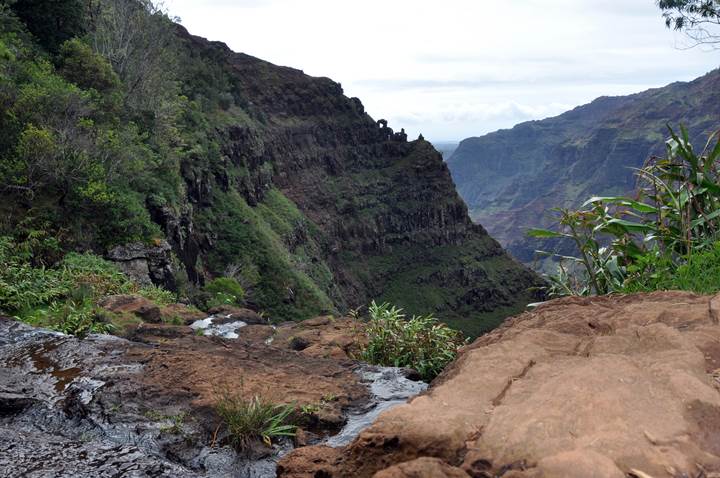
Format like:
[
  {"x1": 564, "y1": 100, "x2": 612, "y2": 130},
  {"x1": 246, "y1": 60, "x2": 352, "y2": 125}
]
[
  {"x1": 361, "y1": 301, "x2": 465, "y2": 381},
  {"x1": 202, "y1": 277, "x2": 245, "y2": 309},
  {"x1": 215, "y1": 391, "x2": 296, "y2": 449},
  {"x1": 530, "y1": 126, "x2": 720, "y2": 296},
  {"x1": 23, "y1": 298, "x2": 114, "y2": 337}
]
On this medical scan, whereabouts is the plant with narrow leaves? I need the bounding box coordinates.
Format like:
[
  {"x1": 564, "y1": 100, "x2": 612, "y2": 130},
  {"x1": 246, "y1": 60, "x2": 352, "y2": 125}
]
[
  {"x1": 529, "y1": 126, "x2": 720, "y2": 296},
  {"x1": 215, "y1": 392, "x2": 296, "y2": 449},
  {"x1": 361, "y1": 301, "x2": 465, "y2": 381}
]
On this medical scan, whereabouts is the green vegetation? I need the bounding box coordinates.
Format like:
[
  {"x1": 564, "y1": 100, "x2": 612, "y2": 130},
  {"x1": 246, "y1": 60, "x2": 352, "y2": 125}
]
[
  {"x1": 361, "y1": 301, "x2": 466, "y2": 381},
  {"x1": 531, "y1": 127, "x2": 720, "y2": 296},
  {"x1": 215, "y1": 392, "x2": 296, "y2": 449},
  {"x1": 0, "y1": 235, "x2": 175, "y2": 336},
  {"x1": 201, "y1": 277, "x2": 245, "y2": 309}
]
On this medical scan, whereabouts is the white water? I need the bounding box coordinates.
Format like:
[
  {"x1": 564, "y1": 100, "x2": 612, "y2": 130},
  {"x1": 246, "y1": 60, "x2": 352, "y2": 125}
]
[
  {"x1": 324, "y1": 366, "x2": 427, "y2": 447},
  {"x1": 190, "y1": 316, "x2": 247, "y2": 339}
]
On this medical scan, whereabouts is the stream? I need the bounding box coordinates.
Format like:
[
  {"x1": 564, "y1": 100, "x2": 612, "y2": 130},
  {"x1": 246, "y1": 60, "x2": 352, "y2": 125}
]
[{"x1": 1, "y1": 317, "x2": 427, "y2": 477}]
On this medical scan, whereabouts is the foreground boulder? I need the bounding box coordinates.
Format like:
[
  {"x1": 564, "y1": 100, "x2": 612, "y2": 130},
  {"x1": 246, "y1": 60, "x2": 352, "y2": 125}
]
[{"x1": 279, "y1": 291, "x2": 720, "y2": 478}]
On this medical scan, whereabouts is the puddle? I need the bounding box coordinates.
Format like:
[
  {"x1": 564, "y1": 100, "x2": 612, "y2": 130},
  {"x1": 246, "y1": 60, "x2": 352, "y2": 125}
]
[{"x1": 190, "y1": 316, "x2": 247, "y2": 339}]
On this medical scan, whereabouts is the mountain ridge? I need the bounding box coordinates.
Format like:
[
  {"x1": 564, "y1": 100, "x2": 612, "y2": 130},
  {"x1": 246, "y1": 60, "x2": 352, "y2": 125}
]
[{"x1": 448, "y1": 68, "x2": 720, "y2": 263}]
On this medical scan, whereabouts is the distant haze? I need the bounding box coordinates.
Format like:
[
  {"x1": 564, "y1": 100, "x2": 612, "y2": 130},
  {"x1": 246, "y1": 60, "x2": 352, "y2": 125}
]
[{"x1": 168, "y1": 0, "x2": 718, "y2": 142}]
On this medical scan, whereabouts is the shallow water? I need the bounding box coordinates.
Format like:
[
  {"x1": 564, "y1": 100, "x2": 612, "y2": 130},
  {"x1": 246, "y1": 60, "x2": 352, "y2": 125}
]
[
  {"x1": 190, "y1": 316, "x2": 247, "y2": 339},
  {"x1": 324, "y1": 366, "x2": 427, "y2": 447}
]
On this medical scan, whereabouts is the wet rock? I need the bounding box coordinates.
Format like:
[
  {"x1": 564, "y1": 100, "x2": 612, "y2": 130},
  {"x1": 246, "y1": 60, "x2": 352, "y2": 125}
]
[
  {"x1": 0, "y1": 315, "x2": 369, "y2": 477},
  {"x1": 279, "y1": 292, "x2": 720, "y2": 477}
]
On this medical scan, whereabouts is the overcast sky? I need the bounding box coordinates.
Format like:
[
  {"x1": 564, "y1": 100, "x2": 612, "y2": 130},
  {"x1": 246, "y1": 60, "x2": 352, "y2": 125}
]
[{"x1": 167, "y1": 0, "x2": 718, "y2": 142}]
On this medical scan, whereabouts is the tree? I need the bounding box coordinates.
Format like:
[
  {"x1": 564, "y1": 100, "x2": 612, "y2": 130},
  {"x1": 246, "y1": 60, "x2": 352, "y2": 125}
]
[
  {"x1": 9, "y1": 0, "x2": 88, "y2": 52},
  {"x1": 87, "y1": 0, "x2": 179, "y2": 113},
  {"x1": 657, "y1": 0, "x2": 720, "y2": 46}
]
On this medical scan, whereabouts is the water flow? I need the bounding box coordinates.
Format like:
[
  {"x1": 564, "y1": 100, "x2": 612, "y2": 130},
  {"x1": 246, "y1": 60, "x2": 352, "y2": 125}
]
[
  {"x1": 190, "y1": 316, "x2": 247, "y2": 339},
  {"x1": 324, "y1": 366, "x2": 427, "y2": 447}
]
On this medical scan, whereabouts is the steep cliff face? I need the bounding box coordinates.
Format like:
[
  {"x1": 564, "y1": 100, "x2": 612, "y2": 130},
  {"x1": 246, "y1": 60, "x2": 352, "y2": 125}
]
[
  {"x1": 447, "y1": 70, "x2": 720, "y2": 263},
  {"x1": 159, "y1": 29, "x2": 542, "y2": 335}
]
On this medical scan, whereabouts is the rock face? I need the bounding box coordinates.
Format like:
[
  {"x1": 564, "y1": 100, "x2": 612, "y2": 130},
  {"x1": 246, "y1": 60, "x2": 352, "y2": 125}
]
[
  {"x1": 149, "y1": 27, "x2": 544, "y2": 335},
  {"x1": 279, "y1": 291, "x2": 720, "y2": 478},
  {"x1": 106, "y1": 241, "x2": 177, "y2": 290},
  {"x1": 447, "y1": 70, "x2": 720, "y2": 263}
]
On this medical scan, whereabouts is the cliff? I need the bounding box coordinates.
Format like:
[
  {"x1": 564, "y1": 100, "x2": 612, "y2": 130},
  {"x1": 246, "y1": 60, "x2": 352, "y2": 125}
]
[
  {"x1": 0, "y1": 8, "x2": 541, "y2": 336},
  {"x1": 447, "y1": 70, "x2": 720, "y2": 263},
  {"x1": 173, "y1": 30, "x2": 543, "y2": 335}
]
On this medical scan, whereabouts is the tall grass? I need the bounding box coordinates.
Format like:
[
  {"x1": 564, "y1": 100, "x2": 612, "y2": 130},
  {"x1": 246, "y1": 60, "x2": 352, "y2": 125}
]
[{"x1": 215, "y1": 391, "x2": 296, "y2": 449}]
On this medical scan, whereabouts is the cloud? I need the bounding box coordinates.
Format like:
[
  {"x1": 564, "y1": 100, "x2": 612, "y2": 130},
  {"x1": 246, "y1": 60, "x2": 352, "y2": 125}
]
[{"x1": 167, "y1": 0, "x2": 717, "y2": 141}]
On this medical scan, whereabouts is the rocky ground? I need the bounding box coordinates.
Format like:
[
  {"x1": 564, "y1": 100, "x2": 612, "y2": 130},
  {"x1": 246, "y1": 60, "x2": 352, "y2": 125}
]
[
  {"x1": 279, "y1": 291, "x2": 720, "y2": 478},
  {"x1": 0, "y1": 300, "x2": 382, "y2": 477},
  {"x1": 5, "y1": 291, "x2": 720, "y2": 478}
]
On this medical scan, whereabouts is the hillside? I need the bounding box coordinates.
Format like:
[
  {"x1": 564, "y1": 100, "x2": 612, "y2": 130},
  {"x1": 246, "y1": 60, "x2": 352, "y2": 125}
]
[
  {"x1": 0, "y1": 4, "x2": 541, "y2": 335},
  {"x1": 447, "y1": 70, "x2": 720, "y2": 263}
]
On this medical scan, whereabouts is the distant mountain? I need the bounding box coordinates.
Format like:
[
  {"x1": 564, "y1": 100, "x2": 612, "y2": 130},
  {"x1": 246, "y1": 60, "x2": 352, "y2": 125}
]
[
  {"x1": 447, "y1": 69, "x2": 720, "y2": 263},
  {"x1": 432, "y1": 141, "x2": 459, "y2": 160}
]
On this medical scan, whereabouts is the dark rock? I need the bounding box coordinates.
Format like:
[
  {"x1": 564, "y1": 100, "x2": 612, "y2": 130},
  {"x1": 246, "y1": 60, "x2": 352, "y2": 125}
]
[
  {"x1": 106, "y1": 241, "x2": 176, "y2": 291},
  {"x1": 290, "y1": 336, "x2": 311, "y2": 351}
]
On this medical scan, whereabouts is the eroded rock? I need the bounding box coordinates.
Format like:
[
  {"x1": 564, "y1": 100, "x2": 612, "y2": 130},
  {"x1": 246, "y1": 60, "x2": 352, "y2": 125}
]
[{"x1": 279, "y1": 291, "x2": 720, "y2": 478}]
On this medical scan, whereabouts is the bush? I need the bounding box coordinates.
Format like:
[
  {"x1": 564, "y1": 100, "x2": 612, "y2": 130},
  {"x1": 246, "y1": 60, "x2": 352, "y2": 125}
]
[
  {"x1": 202, "y1": 277, "x2": 245, "y2": 309},
  {"x1": 215, "y1": 392, "x2": 296, "y2": 449},
  {"x1": 57, "y1": 39, "x2": 120, "y2": 92},
  {"x1": 139, "y1": 284, "x2": 176, "y2": 306},
  {"x1": 23, "y1": 298, "x2": 114, "y2": 337},
  {"x1": 531, "y1": 126, "x2": 720, "y2": 296},
  {"x1": 361, "y1": 301, "x2": 466, "y2": 381}
]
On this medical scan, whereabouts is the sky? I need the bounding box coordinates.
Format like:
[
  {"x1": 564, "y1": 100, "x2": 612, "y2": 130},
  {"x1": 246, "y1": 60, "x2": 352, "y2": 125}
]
[{"x1": 167, "y1": 0, "x2": 718, "y2": 142}]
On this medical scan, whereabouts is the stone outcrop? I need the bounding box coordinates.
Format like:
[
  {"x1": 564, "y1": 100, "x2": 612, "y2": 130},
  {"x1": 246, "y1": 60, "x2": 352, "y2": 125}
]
[
  {"x1": 279, "y1": 291, "x2": 720, "y2": 478},
  {"x1": 106, "y1": 240, "x2": 177, "y2": 290}
]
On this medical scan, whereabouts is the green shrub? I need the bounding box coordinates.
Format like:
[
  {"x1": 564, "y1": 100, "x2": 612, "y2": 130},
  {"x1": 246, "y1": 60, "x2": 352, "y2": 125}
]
[
  {"x1": 23, "y1": 298, "x2": 114, "y2": 337},
  {"x1": 361, "y1": 301, "x2": 466, "y2": 381},
  {"x1": 202, "y1": 277, "x2": 245, "y2": 309},
  {"x1": 215, "y1": 392, "x2": 296, "y2": 449},
  {"x1": 622, "y1": 242, "x2": 720, "y2": 294},
  {"x1": 57, "y1": 38, "x2": 120, "y2": 92},
  {"x1": 0, "y1": 236, "x2": 175, "y2": 336}
]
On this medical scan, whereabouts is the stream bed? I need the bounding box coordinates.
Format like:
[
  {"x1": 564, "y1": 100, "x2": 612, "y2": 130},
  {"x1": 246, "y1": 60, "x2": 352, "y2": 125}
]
[{"x1": 1, "y1": 317, "x2": 428, "y2": 477}]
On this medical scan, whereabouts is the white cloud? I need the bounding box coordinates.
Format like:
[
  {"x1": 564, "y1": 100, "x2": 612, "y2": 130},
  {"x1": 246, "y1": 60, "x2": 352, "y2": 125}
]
[{"x1": 167, "y1": 0, "x2": 718, "y2": 141}]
